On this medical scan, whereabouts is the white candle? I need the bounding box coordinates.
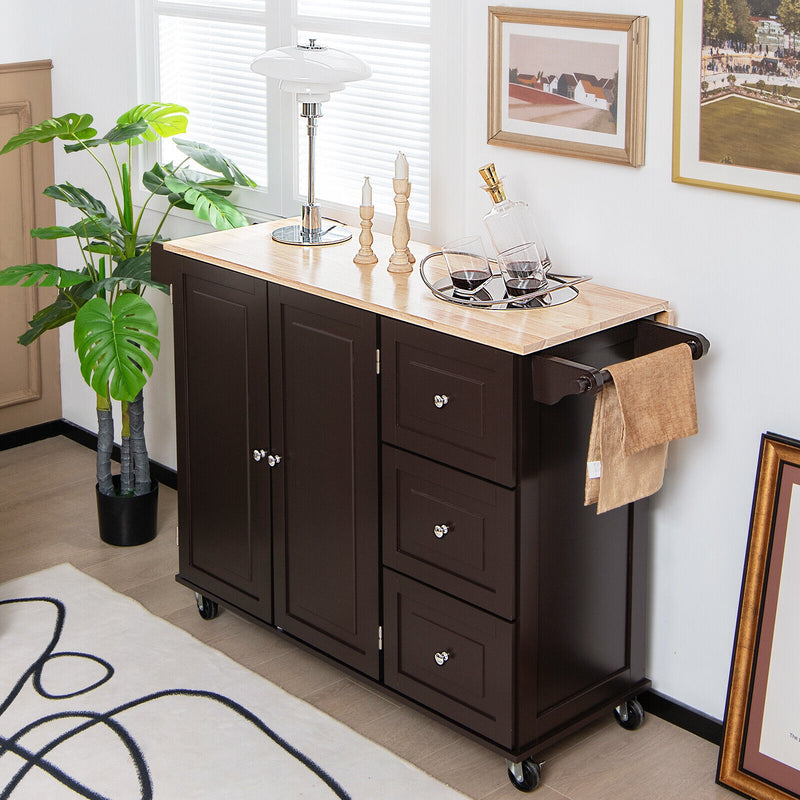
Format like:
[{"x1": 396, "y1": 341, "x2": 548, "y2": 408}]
[
  {"x1": 361, "y1": 176, "x2": 372, "y2": 206},
  {"x1": 394, "y1": 151, "x2": 408, "y2": 180}
]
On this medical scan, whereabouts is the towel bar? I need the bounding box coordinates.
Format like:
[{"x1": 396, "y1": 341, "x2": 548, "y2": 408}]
[{"x1": 532, "y1": 319, "x2": 709, "y2": 405}]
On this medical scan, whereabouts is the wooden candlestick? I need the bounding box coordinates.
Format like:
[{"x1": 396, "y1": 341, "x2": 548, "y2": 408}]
[
  {"x1": 388, "y1": 177, "x2": 412, "y2": 273},
  {"x1": 403, "y1": 181, "x2": 415, "y2": 264},
  {"x1": 353, "y1": 205, "x2": 378, "y2": 265}
]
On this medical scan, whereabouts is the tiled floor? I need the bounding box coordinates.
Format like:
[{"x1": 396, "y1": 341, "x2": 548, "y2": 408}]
[{"x1": 0, "y1": 436, "x2": 735, "y2": 799}]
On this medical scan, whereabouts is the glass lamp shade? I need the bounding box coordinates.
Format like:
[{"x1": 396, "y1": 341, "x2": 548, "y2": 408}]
[{"x1": 250, "y1": 42, "x2": 371, "y2": 103}]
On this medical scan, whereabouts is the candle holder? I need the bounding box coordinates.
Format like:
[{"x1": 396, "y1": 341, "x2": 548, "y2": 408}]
[
  {"x1": 388, "y1": 177, "x2": 412, "y2": 273},
  {"x1": 353, "y1": 205, "x2": 378, "y2": 265},
  {"x1": 403, "y1": 182, "x2": 415, "y2": 264}
]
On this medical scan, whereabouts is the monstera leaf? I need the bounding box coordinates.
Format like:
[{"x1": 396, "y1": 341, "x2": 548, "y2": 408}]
[
  {"x1": 0, "y1": 113, "x2": 96, "y2": 154},
  {"x1": 74, "y1": 294, "x2": 160, "y2": 402},
  {"x1": 116, "y1": 102, "x2": 189, "y2": 144},
  {"x1": 174, "y1": 138, "x2": 255, "y2": 187},
  {"x1": 0, "y1": 263, "x2": 90, "y2": 289}
]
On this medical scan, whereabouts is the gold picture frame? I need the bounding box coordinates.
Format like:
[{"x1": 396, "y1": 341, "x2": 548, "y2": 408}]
[
  {"x1": 718, "y1": 433, "x2": 800, "y2": 798},
  {"x1": 674, "y1": 0, "x2": 800, "y2": 202},
  {"x1": 487, "y1": 7, "x2": 648, "y2": 166}
]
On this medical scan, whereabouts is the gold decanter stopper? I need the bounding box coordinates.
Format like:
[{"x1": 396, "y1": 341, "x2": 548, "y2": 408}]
[{"x1": 478, "y1": 162, "x2": 507, "y2": 204}]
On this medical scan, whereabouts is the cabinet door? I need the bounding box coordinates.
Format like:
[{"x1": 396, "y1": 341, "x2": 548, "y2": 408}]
[
  {"x1": 171, "y1": 257, "x2": 272, "y2": 621},
  {"x1": 270, "y1": 286, "x2": 380, "y2": 678}
]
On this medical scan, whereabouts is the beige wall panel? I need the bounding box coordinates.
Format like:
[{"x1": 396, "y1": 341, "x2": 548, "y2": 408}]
[{"x1": 0, "y1": 60, "x2": 61, "y2": 434}]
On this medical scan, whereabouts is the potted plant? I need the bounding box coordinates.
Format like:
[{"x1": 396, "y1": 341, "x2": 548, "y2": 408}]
[{"x1": 0, "y1": 102, "x2": 254, "y2": 545}]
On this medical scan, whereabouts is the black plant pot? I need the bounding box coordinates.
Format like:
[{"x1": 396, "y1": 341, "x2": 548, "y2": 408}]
[{"x1": 96, "y1": 476, "x2": 159, "y2": 547}]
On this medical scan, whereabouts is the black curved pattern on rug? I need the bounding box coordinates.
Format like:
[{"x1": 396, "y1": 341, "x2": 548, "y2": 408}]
[{"x1": 0, "y1": 596, "x2": 351, "y2": 799}]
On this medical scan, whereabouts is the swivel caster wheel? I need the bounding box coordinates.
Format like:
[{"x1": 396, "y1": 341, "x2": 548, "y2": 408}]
[
  {"x1": 614, "y1": 697, "x2": 645, "y2": 730},
  {"x1": 506, "y1": 758, "x2": 542, "y2": 792},
  {"x1": 195, "y1": 593, "x2": 219, "y2": 620}
]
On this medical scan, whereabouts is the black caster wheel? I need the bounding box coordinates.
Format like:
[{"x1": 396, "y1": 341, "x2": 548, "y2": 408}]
[
  {"x1": 507, "y1": 759, "x2": 541, "y2": 792},
  {"x1": 614, "y1": 698, "x2": 645, "y2": 730},
  {"x1": 195, "y1": 593, "x2": 219, "y2": 620}
]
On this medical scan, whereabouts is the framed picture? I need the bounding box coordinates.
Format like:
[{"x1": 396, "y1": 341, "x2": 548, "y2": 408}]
[
  {"x1": 487, "y1": 7, "x2": 648, "y2": 166},
  {"x1": 718, "y1": 433, "x2": 800, "y2": 799},
  {"x1": 674, "y1": 0, "x2": 800, "y2": 202}
]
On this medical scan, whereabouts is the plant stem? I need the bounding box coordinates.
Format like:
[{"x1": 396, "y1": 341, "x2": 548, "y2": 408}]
[
  {"x1": 120, "y1": 399, "x2": 133, "y2": 495},
  {"x1": 96, "y1": 390, "x2": 115, "y2": 496},
  {"x1": 128, "y1": 390, "x2": 151, "y2": 495}
]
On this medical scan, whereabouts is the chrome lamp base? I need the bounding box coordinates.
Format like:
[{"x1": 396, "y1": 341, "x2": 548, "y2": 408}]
[{"x1": 271, "y1": 222, "x2": 353, "y2": 246}]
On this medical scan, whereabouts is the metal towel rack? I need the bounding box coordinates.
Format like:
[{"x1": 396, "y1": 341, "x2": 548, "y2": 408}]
[{"x1": 532, "y1": 319, "x2": 710, "y2": 405}]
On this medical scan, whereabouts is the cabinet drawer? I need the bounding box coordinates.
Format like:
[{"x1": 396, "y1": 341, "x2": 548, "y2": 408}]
[
  {"x1": 382, "y1": 446, "x2": 517, "y2": 619},
  {"x1": 381, "y1": 319, "x2": 516, "y2": 486},
  {"x1": 383, "y1": 570, "x2": 515, "y2": 747}
]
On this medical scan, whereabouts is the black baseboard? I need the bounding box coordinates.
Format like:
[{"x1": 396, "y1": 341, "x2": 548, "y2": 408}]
[
  {"x1": 640, "y1": 690, "x2": 722, "y2": 745},
  {"x1": 1, "y1": 418, "x2": 178, "y2": 490},
  {"x1": 2, "y1": 420, "x2": 724, "y2": 746}
]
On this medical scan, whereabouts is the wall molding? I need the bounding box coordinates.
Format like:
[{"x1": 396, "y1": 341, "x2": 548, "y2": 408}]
[{"x1": 0, "y1": 418, "x2": 178, "y2": 490}]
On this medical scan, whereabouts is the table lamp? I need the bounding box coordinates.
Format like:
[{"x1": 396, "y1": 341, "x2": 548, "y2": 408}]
[{"x1": 251, "y1": 40, "x2": 371, "y2": 245}]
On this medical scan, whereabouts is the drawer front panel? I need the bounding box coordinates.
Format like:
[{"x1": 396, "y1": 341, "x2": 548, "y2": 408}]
[
  {"x1": 382, "y1": 446, "x2": 517, "y2": 619},
  {"x1": 381, "y1": 319, "x2": 516, "y2": 486},
  {"x1": 383, "y1": 570, "x2": 515, "y2": 747}
]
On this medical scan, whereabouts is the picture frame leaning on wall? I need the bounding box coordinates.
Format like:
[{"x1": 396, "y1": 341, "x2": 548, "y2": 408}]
[
  {"x1": 487, "y1": 7, "x2": 648, "y2": 166},
  {"x1": 718, "y1": 433, "x2": 800, "y2": 799},
  {"x1": 674, "y1": 0, "x2": 800, "y2": 202}
]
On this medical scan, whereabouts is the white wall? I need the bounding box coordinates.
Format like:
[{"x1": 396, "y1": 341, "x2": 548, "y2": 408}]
[{"x1": 6, "y1": 0, "x2": 796, "y2": 723}]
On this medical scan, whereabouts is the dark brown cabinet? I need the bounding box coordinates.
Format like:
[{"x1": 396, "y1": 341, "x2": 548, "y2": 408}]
[
  {"x1": 168, "y1": 258, "x2": 272, "y2": 621},
  {"x1": 156, "y1": 250, "x2": 380, "y2": 678},
  {"x1": 268, "y1": 285, "x2": 380, "y2": 678},
  {"x1": 153, "y1": 237, "x2": 706, "y2": 786}
]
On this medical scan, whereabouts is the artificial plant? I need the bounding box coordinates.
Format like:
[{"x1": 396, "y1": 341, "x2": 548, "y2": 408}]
[{"x1": 0, "y1": 103, "x2": 254, "y2": 497}]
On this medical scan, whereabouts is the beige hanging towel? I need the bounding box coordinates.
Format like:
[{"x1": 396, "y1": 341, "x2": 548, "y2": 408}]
[{"x1": 585, "y1": 343, "x2": 698, "y2": 514}]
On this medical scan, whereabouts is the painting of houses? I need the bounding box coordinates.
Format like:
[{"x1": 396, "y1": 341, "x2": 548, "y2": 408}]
[{"x1": 507, "y1": 33, "x2": 619, "y2": 134}]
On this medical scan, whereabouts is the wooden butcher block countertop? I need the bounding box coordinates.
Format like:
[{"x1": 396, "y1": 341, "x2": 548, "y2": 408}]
[{"x1": 162, "y1": 220, "x2": 669, "y2": 356}]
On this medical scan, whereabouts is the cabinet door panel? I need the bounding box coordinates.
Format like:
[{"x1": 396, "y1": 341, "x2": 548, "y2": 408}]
[
  {"x1": 172, "y1": 260, "x2": 271, "y2": 621},
  {"x1": 270, "y1": 286, "x2": 379, "y2": 678}
]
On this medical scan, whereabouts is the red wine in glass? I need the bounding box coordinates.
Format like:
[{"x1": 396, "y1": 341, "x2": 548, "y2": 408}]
[
  {"x1": 503, "y1": 260, "x2": 544, "y2": 297},
  {"x1": 450, "y1": 269, "x2": 489, "y2": 292}
]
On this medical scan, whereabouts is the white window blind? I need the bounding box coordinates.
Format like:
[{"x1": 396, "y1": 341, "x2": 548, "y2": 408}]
[
  {"x1": 141, "y1": 0, "x2": 432, "y2": 227},
  {"x1": 157, "y1": 15, "x2": 268, "y2": 187}
]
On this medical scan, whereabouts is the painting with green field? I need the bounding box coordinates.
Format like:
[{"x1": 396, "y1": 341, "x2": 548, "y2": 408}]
[{"x1": 673, "y1": 0, "x2": 800, "y2": 202}]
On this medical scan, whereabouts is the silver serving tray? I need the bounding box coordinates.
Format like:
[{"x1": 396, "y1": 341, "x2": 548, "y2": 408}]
[{"x1": 419, "y1": 251, "x2": 591, "y2": 310}]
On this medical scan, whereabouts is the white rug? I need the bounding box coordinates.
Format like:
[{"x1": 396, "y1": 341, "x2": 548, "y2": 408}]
[{"x1": 0, "y1": 564, "x2": 470, "y2": 799}]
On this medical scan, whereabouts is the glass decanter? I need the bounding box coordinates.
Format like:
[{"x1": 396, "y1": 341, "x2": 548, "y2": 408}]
[{"x1": 478, "y1": 163, "x2": 551, "y2": 270}]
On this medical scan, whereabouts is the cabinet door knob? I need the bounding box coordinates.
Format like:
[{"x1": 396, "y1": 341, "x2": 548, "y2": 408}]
[
  {"x1": 267, "y1": 453, "x2": 282, "y2": 468},
  {"x1": 253, "y1": 449, "x2": 267, "y2": 462},
  {"x1": 433, "y1": 524, "x2": 450, "y2": 539},
  {"x1": 434, "y1": 651, "x2": 450, "y2": 666},
  {"x1": 433, "y1": 394, "x2": 449, "y2": 409}
]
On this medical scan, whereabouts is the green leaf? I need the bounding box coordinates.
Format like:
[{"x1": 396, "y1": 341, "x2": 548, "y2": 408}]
[
  {"x1": 173, "y1": 138, "x2": 256, "y2": 187},
  {"x1": 0, "y1": 113, "x2": 96, "y2": 155},
  {"x1": 30, "y1": 226, "x2": 76, "y2": 240},
  {"x1": 63, "y1": 119, "x2": 151, "y2": 152},
  {"x1": 189, "y1": 190, "x2": 249, "y2": 230},
  {"x1": 43, "y1": 183, "x2": 109, "y2": 218},
  {"x1": 117, "y1": 103, "x2": 189, "y2": 144},
  {"x1": 0, "y1": 263, "x2": 90, "y2": 288},
  {"x1": 73, "y1": 294, "x2": 160, "y2": 402},
  {"x1": 142, "y1": 162, "x2": 173, "y2": 196},
  {"x1": 32, "y1": 217, "x2": 122, "y2": 241},
  {"x1": 18, "y1": 293, "x2": 80, "y2": 346}
]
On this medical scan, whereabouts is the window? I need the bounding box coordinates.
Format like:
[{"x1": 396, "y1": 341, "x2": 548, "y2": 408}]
[{"x1": 137, "y1": 0, "x2": 433, "y2": 231}]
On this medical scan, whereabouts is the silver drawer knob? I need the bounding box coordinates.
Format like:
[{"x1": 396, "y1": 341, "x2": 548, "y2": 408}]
[
  {"x1": 433, "y1": 524, "x2": 450, "y2": 539},
  {"x1": 253, "y1": 449, "x2": 267, "y2": 462},
  {"x1": 433, "y1": 394, "x2": 449, "y2": 409},
  {"x1": 434, "y1": 651, "x2": 450, "y2": 666},
  {"x1": 267, "y1": 453, "x2": 282, "y2": 468}
]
